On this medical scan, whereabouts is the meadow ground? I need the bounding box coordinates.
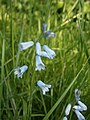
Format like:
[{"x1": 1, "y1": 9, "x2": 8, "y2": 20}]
[{"x1": 0, "y1": 0, "x2": 90, "y2": 120}]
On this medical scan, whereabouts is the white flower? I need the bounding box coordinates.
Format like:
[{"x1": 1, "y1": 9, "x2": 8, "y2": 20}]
[
  {"x1": 77, "y1": 101, "x2": 87, "y2": 111},
  {"x1": 35, "y1": 55, "x2": 45, "y2": 71},
  {"x1": 43, "y1": 30, "x2": 56, "y2": 38},
  {"x1": 43, "y1": 45, "x2": 56, "y2": 59},
  {"x1": 37, "y1": 80, "x2": 51, "y2": 95},
  {"x1": 65, "y1": 103, "x2": 72, "y2": 116},
  {"x1": 36, "y1": 42, "x2": 50, "y2": 58},
  {"x1": 73, "y1": 105, "x2": 84, "y2": 112},
  {"x1": 63, "y1": 116, "x2": 68, "y2": 120},
  {"x1": 14, "y1": 65, "x2": 28, "y2": 78},
  {"x1": 74, "y1": 110, "x2": 85, "y2": 120},
  {"x1": 19, "y1": 41, "x2": 34, "y2": 51},
  {"x1": 75, "y1": 89, "x2": 80, "y2": 102}
]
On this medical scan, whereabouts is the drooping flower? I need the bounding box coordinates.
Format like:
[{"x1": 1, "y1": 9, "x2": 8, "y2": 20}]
[
  {"x1": 77, "y1": 101, "x2": 87, "y2": 111},
  {"x1": 75, "y1": 89, "x2": 80, "y2": 102},
  {"x1": 19, "y1": 41, "x2": 34, "y2": 51},
  {"x1": 37, "y1": 80, "x2": 51, "y2": 95},
  {"x1": 35, "y1": 55, "x2": 45, "y2": 71},
  {"x1": 43, "y1": 45, "x2": 56, "y2": 59},
  {"x1": 14, "y1": 65, "x2": 28, "y2": 78},
  {"x1": 43, "y1": 30, "x2": 56, "y2": 38},
  {"x1": 36, "y1": 42, "x2": 50, "y2": 58},
  {"x1": 36, "y1": 42, "x2": 41, "y2": 55},
  {"x1": 65, "y1": 103, "x2": 72, "y2": 116},
  {"x1": 42, "y1": 23, "x2": 47, "y2": 32},
  {"x1": 73, "y1": 105, "x2": 84, "y2": 112},
  {"x1": 74, "y1": 110, "x2": 85, "y2": 120}
]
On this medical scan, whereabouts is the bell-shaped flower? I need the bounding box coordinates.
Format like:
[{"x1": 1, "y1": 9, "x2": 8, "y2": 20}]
[
  {"x1": 35, "y1": 55, "x2": 45, "y2": 71},
  {"x1": 43, "y1": 30, "x2": 56, "y2": 38},
  {"x1": 77, "y1": 101, "x2": 87, "y2": 111},
  {"x1": 63, "y1": 116, "x2": 68, "y2": 120},
  {"x1": 75, "y1": 89, "x2": 80, "y2": 102},
  {"x1": 37, "y1": 80, "x2": 51, "y2": 95},
  {"x1": 19, "y1": 41, "x2": 34, "y2": 51},
  {"x1": 65, "y1": 103, "x2": 72, "y2": 116},
  {"x1": 42, "y1": 23, "x2": 47, "y2": 32},
  {"x1": 74, "y1": 110, "x2": 85, "y2": 120},
  {"x1": 43, "y1": 45, "x2": 56, "y2": 59},
  {"x1": 36, "y1": 42, "x2": 42, "y2": 55},
  {"x1": 36, "y1": 42, "x2": 50, "y2": 58},
  {"x1": 14, "y1": 65, "x2": 28, "y2": 78}
]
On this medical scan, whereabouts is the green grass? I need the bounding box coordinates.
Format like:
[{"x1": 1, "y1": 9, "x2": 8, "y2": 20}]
[{"x1": 0, "y1": 0, "x2": 90, "y2": 120}]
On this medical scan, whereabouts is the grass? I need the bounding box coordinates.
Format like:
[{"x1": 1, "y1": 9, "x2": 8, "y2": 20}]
[{"x1": 0, "y1": 0, "x2": 90, "y2": 120}]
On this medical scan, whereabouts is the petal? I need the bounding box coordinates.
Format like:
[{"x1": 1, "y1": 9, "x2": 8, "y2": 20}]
[
  {"x1": 65, "y1": 103, "x2": 72, "y2": 116},
  {"x1": 74, "y1": 110, "x2": 85, "y2": 120},
  {"x1": 19, "y1": 41, "x2": 34, "y2": 51}
]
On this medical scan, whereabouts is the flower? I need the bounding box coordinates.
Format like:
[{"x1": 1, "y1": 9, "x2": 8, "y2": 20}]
[
  {"x1": 36, "y1": 42, "x2": 41, "y2": 55},
  {"x1": 65, "y1": 103, "x2": 72, "y2": 116},
  {"x1": 36, "y1": 42, "x2": 50, "y2": 58},
  {"x1": 35, "y1": 55, "x2": 45, "y2": 71},
  {"x1": 37, "y1": 80, "x2": 51, "y2": 95},
  {"x1": 14, "y1": 65, "x2": 28, "y2": 78},
  {"x1": 42, "y1": 23, "x2": 47, "y2": 32},
  {"x1": 77, "y1": 101, "x2": 87, "y2": 111},
  {"x1": 43, "y1": 45, "x2": 56, "y2": 59},
  {"x1": 43, "y1": 30, "x2": 56, "y2": 38},
  {"x1": 63, "y1": 116, "x2": 68, "y2": 120},
  {"x1": 74, "y1": 110, "x2": 85, "y2": 120},
  {"x1": 19, "y1": 41, "x2": 34, "y2": 51},
  {"x1": 75, "y1": 89, "x2": 80, "y2": 102}
]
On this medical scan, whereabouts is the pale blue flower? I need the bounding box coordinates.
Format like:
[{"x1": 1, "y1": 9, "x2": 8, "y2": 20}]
[
  {"x1": 74, "y1": 110, "x2": 85, "y2": 120},
  {"x1": 43, "y1": 45, "x2": 56, "y2": 59},
  {"x1": 35, "y1": 55, "x2": 45, "y2": 71},
  {"x1": 36, "y1": 42, "x2": 50, "y2": 58},
  {"x1": 36, "y1": 42, "x2": 41, "y2": 55},
  {"x1": 37, "y1": 80, "x2": 51, "y2": 95},
  {"x1": 65, "y1": 103, "x2": 72, "y2": 116},
  {"x1": 43, "y1": 30, "x2": 56, "y2": 38},
  {"x1": 14, "y1": 65, "x2": 28, "y2": 78},
  {"x1": 42, "y1": 23, "x2": 47, "y2": 32},
  {"x1": 19, "y1": 41, "x2": 34, "y2": 51},
  {"x1": 77, "y1": 101, "x2": 87, "y2": 111}
]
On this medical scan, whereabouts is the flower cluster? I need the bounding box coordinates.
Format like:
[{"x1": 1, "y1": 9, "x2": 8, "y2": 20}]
[
  {"x1": 36, "y1": 42, "x2": 56, "y2": 71},
  {"x1": 14, "y1": 23, "x2": 55, "y2": 95},
  {"x1": 73, "y1": 89, "x2": 87, "y2": 120},
  {"x1": 63, "y1": 89, "x2": 87, "y2": 120}
]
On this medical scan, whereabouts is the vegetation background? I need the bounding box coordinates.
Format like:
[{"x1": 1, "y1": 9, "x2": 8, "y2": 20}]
[{"x1": 0, "y1": 0, "x2": 90, "y2": 120}]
